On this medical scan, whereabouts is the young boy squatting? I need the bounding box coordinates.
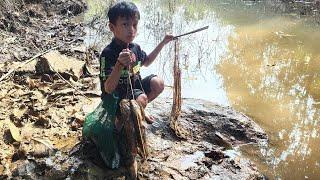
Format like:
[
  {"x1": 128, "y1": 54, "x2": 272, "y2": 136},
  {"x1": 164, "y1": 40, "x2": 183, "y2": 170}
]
[
  {"x1": 99, "y1": 1, "x2": 173, "y2": 178},
  {"x1": 100, "y1": 2, "x2": 173, "y2": 123}
]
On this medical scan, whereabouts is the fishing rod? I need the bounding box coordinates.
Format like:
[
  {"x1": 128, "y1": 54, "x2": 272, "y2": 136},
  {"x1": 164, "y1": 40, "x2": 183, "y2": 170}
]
[{"x1": 173, "y1": 25, "x2": 209, "y2": 40}]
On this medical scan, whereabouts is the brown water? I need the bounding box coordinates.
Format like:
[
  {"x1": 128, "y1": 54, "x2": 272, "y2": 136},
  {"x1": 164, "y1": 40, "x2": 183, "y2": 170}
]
[{"x1": 85, "y1": 0, "x2": 320, "y2": 179}]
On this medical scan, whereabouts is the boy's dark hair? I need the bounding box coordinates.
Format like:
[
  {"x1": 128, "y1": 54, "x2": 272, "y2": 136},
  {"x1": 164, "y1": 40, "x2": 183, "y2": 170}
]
[{"x1": 107, "y1": 1, "x2": 140, "y2": 24}]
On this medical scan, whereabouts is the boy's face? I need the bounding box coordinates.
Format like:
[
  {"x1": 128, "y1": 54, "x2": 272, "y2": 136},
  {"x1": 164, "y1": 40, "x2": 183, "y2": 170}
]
[{"x1": 109, "y1": 16, "x2": 138, "y2": 44}]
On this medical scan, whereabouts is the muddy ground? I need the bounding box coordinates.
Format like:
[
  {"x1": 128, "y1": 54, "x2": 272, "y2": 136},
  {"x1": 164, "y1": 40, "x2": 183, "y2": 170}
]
[
  {"x1": 0, "y1": 0, "x2": 91, "y2": 63},
  {"x1": 0, "y1": 0, "x2": 269, "y2": 179}
]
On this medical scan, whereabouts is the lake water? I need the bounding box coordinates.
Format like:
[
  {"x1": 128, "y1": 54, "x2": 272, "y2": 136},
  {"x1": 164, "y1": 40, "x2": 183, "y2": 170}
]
[{"x1": 84, "y1": 0, "x2": 320, "y2": 179}]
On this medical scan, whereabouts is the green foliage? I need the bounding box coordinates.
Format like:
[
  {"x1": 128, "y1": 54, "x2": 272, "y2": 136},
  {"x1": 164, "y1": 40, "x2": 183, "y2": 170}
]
[
  {"x1": 84, "y1": 0, "x2": 114, "y2": 22},
  {"x1": 156, "y1": 0, "x2": 213, "y2": 20}
]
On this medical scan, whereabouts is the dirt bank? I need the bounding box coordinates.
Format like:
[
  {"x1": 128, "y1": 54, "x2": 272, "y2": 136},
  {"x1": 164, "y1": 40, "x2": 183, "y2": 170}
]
[
  {"x1": 0, "y1": 0, "x2": 88, "y2": 63},
  {"x1": 1, "y1": 95, "x2": 268, "y2": 179},
  {"x1": 267, "y1": 0, "x2": 320, "y2": 21}
]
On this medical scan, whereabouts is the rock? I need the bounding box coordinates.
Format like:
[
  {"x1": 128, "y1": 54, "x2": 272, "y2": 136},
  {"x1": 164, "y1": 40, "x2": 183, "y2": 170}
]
[
  {"x1": 143, "y1": 98, "x2": 267, "y2": 179},
  {"x1": 35, "y1": 50, "x2": 85, "y2": 80},
  {"x1": 12, "y1": 160, "x2": 37, "y2": 178},
  {"x1": 164, "y1": 151, "x2": 205, "y2": 171},
  {"x1": 204, "y1": 149, "x2": 226, "y2": 161},
  {"x1": 161, "y1": 166, "x2": 188, "y2": 180},
  {"x1": 214, "y1": 132, "x2": 233, "y2": 150},
  {"x1": 41, "y1": 74, "x2": 54, "y2": 82},
  {"x1": 1, "y1": 97, "x2": 268, "y2": 179}
]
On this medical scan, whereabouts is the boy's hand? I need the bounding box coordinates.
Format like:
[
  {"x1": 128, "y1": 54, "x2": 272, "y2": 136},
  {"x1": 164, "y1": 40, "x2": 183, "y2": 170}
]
[
  {"x1": 118, "y1": 49, "x2": 136, "y2": 67},
  {"x1": 162, "y1": 34, "x2": 174, "y2": 45}
]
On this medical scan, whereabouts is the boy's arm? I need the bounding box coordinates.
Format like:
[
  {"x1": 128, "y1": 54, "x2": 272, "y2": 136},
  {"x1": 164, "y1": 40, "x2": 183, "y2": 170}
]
[
  {"x1": 104, "y1": 61, "x2": 124, "y2": 94},
  {"x1": 143, "y1": 35, "x2": 174, "y2": 67},
  {"x1": 104, "y1": 49, "x2": 132, "y2": 93}
]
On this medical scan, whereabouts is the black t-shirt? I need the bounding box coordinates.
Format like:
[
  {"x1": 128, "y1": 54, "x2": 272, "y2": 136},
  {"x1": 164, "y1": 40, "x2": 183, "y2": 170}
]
[{"x1": 99, "y1": 38, "x2": 147, "y2": 99}]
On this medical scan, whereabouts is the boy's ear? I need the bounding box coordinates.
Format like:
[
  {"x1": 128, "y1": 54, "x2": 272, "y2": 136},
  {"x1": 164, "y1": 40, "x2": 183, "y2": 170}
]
[{"x1": 108, "y1": 23, "x2": 115, "y2": 32}]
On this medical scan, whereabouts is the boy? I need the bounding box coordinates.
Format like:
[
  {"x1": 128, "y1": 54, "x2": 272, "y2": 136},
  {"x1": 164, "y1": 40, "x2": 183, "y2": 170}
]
[
  {"x1": 99, "y1": 1, "x2": 173, "y2": 179},
  {"x1": 100, "y1": 1, "x2": 173, "y2": 123}
]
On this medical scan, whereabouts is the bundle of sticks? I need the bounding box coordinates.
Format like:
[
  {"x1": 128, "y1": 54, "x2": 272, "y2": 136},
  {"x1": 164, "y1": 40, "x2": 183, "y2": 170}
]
[
  {"x1": 170, "y1": 40, "x2": 188, "y2": 139},
  {"x1": 170, "y1": 26, "x2": 209, "y2": 139}
]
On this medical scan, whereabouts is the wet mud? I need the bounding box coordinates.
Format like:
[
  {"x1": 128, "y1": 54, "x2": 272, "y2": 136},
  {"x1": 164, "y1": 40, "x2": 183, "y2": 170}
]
[{"x1": 0, "y1": 0, "x2": 88, "y2": 63}]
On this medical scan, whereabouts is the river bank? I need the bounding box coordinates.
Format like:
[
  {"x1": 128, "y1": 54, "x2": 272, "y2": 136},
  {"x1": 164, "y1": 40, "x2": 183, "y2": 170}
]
[{"x1": 271, "y1": 0, "x2": 320, "y2": 17}]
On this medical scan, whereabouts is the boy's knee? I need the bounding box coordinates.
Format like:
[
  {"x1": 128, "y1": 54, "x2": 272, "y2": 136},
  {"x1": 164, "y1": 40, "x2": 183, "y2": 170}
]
[
  {"x1": 151, "y1": 77, "x2": 164, "y2": 94},
  {"x1": 136, "y1": 94, "x2": 148, "y2": 108},
  {"x1": 158, "y1": 78, "x2": 165, "y2": 93}
]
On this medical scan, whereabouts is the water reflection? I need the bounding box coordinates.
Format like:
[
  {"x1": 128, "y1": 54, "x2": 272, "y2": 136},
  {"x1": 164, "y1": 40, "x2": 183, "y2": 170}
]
[
  {"x1": 135, "y1": 0, "x2": 232, "y2": 105},
  {"x1": 215, "y1": 2, "x2": 320, "y2": 179}
]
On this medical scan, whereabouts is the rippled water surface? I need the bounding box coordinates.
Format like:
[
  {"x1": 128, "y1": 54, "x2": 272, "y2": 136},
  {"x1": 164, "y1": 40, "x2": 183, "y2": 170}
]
[{"x1": 85, "y1": 0, "x2": 320, "y2": 179}]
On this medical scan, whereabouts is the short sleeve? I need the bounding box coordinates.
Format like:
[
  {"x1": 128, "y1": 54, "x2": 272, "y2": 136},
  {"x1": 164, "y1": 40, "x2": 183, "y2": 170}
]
[
  {"x1": 135, "y1": 44, "x2": 147, "y2": 65},
  {"x1": 100, "y1": 48, "x2": 116, "y2": 81}
]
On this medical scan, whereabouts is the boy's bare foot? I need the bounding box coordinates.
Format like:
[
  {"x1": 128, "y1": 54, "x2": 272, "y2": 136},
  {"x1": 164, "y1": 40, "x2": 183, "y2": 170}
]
[{"x1": 144, "y1": 110, "x2": 154, "y2": 124}]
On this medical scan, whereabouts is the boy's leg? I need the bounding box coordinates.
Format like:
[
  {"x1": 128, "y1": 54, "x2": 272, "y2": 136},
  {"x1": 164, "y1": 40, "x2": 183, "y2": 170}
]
[
  {"x1": 135, "y1": 92, "x2": 148, "y2": 108},
  {"x1": 141, "y1": 75, "x2": 164, "y2": 102},
  {"x1": 133, "y1": 91, "x2": 154, "y2": 123},
  {"x1": 134, "y1": 75, "x2": 164, "y2": 123}
]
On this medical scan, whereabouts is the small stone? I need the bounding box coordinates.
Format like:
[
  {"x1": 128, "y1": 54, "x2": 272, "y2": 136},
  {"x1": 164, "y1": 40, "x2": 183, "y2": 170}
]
[
  {"x1": 0, "y1": 165, "x2": 4, "y2": 174},
  {"x1": 41, "y1": 74, "x2": 53, "y2": 82},
  {"x1": 32, "y1": 143, "x2": 50, "y2": 158},
  {"x1": 34, "y1": 115, "x2": 50, "y2": 128}
]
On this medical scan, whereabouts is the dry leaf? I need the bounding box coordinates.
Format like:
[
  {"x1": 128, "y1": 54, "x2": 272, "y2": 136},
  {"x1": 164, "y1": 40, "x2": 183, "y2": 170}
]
[
  {"x1": 65, "y1": 106, "x2": 77, "y2": 115},
  {"x1": 26, "y1": 77, "x2": 37, "y2": 89},
  {"x1": 0, "y1": 89, "x2": 8, "y2": 100},
  {"x1": 32, "y1": 137, "x2": 54, "y2": 150},
  {"x1": 0, "y1": 164, "x2": 4, "y2": 174},
  {"x1": 20, "y1": 124, "x2": 35, "y2": 140},
  {"x1": 32, "y1": 91, "x2": 44, "y2": 100},
  {"x1": 53, "y1": 137, "x2": 79, "y2": 152},
  {"x1": 12, "y1": 107, "x2": 27, "y2": 119},
  {"x1": 9, "y1": 122, "x2": 23, "y2": 142}
]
